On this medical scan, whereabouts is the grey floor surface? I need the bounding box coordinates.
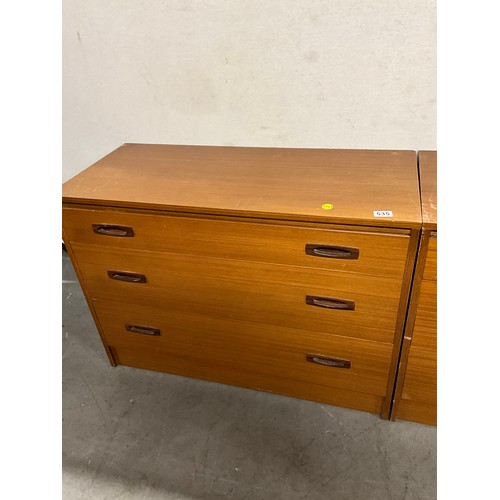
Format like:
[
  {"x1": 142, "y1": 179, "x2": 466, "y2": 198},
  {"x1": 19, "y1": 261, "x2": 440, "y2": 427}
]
[{"x1": 62, "y1": 249, "x2": 437, "y2": 500}]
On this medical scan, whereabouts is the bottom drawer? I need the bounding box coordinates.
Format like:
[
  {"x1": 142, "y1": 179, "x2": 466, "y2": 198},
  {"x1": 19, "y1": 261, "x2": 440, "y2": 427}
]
[
  {"x1": 92, "y1": 299, "x2": 394, "y2": 398},
  {"x1": 110, "y1": 344, "x2": 385, "y2": 415},
  {"x1": 397, "y1": 399, "x2": 436, "y2": 426},
  {"x1": 401, "y1": 347, "x2": 437, "y2": 405}
]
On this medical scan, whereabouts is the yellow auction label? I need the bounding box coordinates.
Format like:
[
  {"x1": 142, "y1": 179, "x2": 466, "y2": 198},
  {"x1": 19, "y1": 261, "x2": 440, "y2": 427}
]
[{"x1": 321, "y1": 203, "x2": 333, "y2": 210}]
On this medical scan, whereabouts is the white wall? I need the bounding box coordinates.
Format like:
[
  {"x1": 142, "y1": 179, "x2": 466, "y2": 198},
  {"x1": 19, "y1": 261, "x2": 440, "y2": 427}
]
[{"x1": 62, "y1": 0, "x2": 436, "y2": 182}]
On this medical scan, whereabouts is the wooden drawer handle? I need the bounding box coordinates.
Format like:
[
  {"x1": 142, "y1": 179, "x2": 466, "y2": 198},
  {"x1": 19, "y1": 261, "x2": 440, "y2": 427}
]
[
  {"x1": 305, "y1": 295, "x2": 355, "y2": 310},
  {"x1": 306, "y1": 354, "x2": 351, "y2": 369},
  {"x1": 126, "y1": 324, "x2": 161, "y2": 336},
  {"x1": 107, "y1": 270, "x2": 147, "y2": 283},
  {"x1": 305, "y1": 244, "x2": 359, "y2": 260},
  {"x1": 92, "y1": 224, "x2": 134, "y2": 237}
]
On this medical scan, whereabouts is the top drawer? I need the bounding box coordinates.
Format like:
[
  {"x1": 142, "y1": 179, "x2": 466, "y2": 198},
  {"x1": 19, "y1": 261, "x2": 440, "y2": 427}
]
[{"x1": 62, "y1": 207, "x2": 410, "y2": 278}]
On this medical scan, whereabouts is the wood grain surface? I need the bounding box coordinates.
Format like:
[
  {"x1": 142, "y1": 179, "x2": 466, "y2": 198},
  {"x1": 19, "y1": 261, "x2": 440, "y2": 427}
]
[
  {"x1": 410, "y1": 279, "x2": 437, "y2": 351},
  {"x1": 396, "y1": 399, "x2": 436, "y2": 426},
  {"x1": 400, "y1": 347, "x2": 437, "y2": 405},
  {"x1": 390, "y1": 149, "x2": 437, "y2": 425},
  {"x1": 110, "y1": 344, "x2": 385, "y2": 415},
  {"x1": 93, "y1": 300, "x2": 393, "y2": 396},
  {"x1": 422, "y1": 233, "x2": 437, "y2": 280},
  {"x1": 418, "y1": 151, "x2": 437, "y2": 229},
  {"x1": 62, "y1": 144, "x2": 421, "y2": 228},
  {"x1": 63, "y1": 207, "x2": 410, "y2": 278},
  {"x1": 72, "y1": 243, "x2": 403, "y2": 343},
  {"x1": 390, "y1": 232, "x2": 437, "y2": 425}
]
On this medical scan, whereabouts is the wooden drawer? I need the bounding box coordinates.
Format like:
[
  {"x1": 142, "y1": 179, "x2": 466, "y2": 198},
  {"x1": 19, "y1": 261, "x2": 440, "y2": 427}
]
[
  {"x1": 93, "y1": 300, "x2": 393, "y2": 397},
  {"x1": 401, "y1": 347, "x2": 437, "y2": 405},
  {"x1": 63, "y1": 207, "x2": 410, "y2": 278},
  {"x1": 73, "y1": 243, "x2": 403, "y2": 343},
  {"x1": 397, "y1": 399, "x2": 436, "y2": 426},
  {"x1": 410, "y1": 279, "x2": 437, "y2": 351},
  {"x1": 422, "y1": 233, "x2": 437, "y2": 281},
  {"x1": 111, "y1": 343, "x2": 385, "y2": 414}
]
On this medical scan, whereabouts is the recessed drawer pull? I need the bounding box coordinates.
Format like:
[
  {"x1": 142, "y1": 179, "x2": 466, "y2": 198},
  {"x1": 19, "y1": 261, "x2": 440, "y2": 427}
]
[
  {"x1": 305, "y1": 244, "x2": 359, "y2": 260},
  {"x1": 306, "y1": 354, "x2": 351, "y2": 369},
  {"x1": 126, "y1": 324, "x2": 161, "y2": 336},
  {"x1": 107, "y1": 270, "x2": 147, "y2": 283},
  {"x1": 92, "y1": 224, "x2": 134, "y2": 237},
  {"x1": 305, "y1": 295, "x2": 355, "y2": 310}
]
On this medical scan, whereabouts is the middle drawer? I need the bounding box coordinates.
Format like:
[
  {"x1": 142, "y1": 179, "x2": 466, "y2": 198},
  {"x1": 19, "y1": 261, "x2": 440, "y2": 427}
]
[{"x1": 73, "y1": 243, "x2": 403, "y2": 343}]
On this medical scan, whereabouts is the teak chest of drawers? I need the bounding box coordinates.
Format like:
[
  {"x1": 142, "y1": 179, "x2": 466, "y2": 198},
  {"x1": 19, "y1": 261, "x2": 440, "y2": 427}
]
[
  {"x1": 391, "y1": 151, "x2": 437, "y2": 425},
  {"x1": 62, "y1": 144, "x2": 423, "y2": 419}
]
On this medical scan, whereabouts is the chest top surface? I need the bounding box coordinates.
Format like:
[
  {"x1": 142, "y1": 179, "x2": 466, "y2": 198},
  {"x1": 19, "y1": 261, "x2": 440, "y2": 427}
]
[
  {"x1": 418, "y1": 151, "x2": 437, "y2": 230},
  {"x1": 62, "y1": 143, "x2": 421, "y2": 228}
]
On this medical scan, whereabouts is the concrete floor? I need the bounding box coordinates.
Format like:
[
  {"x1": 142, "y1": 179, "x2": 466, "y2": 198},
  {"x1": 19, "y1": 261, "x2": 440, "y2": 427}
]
[{"x1": 62, "y1": 249, "x2": 436, "y2": 500}]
